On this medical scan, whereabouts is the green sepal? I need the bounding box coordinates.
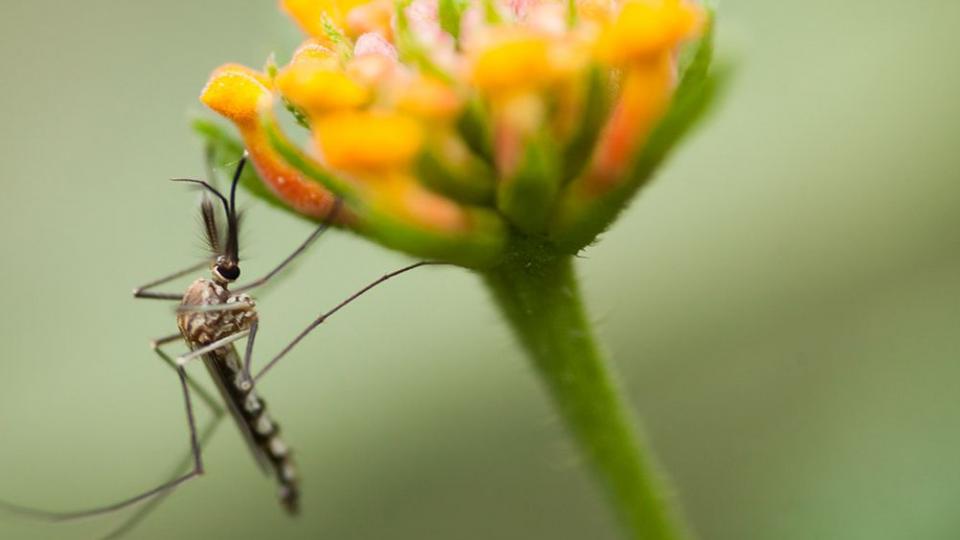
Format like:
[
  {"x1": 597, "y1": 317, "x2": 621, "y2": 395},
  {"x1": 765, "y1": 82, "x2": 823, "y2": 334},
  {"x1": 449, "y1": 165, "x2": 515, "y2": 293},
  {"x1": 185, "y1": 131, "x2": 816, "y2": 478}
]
[
  {"x1": 561, "y1": 64, "x2": 611, "y2": 184},
  {"x1": 282, "y1": 97, "x2": 311, "y2": 130},
  {"x1": 260, "y1": 53, "x2": 311, "y2": 130},
  {"x1": 415, "y1": 142, "x2": 496, "y2": 204},
  {"x1": 676, "y1": 8, "x2": 717, "y2": 100},
  {"x1": 356, "y1": 199, "x2": 507, "y2": 269},
  {"x1": 264, "y1": 53, "x2": 279, "y2": 80},
  {"x1": 565, "y1": 0, "x2": 578, "y2": 28},
  {"x1": 456, "y1": 97, "x2": 495, "y2": 165},
  {"x1": 263, "y1": 112, "x2": 507, "y2": 268},
  {"x1": 498, "y1": 131, "x2": 562, "y2": 234},
  {"x1": 550, "y1": 12, "x2": 729, "y2": 252},
  {"x1": 438, "y1": 0, "x2": 469, "y2": 42},
  {"x1": 394, "y1": 0, "x2": 454, "y2": 83},
  {"x1": 481, "y1": 0, "x2": 502, "y2": 24},
  {"x1": 321, "y1": 14, "x2": 354, "y2": 63}
]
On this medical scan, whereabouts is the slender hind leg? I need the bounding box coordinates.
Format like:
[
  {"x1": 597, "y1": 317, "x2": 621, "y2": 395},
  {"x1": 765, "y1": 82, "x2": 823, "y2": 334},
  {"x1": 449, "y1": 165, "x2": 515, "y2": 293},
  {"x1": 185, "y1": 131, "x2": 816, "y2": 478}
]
[
  {"x1": 151, "y1": 334, "x2": 220, "y2": 410},
  {"x1": 96, "y1": 339, "x2": 226, "y2": 539},
  {"x1": 252, "y1": 261, "x2": 439, "y2": 381},
  {"x1": 98, "y1": 411, "x2": 222, "y2": 540},
  {"x1": 0, "y1": 340, "x2": 218, "y2": 524}
]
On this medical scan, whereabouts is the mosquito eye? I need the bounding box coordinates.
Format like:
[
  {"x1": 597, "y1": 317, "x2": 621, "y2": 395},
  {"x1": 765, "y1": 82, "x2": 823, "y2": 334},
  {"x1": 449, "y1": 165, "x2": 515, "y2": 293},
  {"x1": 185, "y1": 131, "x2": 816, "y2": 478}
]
[{"x1": 217, "y1": 265, "x2": 241, "y2": 281}]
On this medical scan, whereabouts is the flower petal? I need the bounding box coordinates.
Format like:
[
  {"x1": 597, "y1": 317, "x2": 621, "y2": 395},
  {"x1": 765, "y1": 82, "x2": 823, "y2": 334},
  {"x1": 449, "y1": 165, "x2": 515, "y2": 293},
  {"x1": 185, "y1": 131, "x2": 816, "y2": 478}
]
[{"x1": 201, "y1": 64, "x2": 343, "y2": 220}]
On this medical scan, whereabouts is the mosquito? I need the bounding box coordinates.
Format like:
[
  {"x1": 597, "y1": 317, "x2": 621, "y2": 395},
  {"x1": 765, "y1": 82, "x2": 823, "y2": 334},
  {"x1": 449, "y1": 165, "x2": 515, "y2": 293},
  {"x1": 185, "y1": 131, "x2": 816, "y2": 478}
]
[{"x1": 0, "y1": 152, "x2": 435, "y2": 538}]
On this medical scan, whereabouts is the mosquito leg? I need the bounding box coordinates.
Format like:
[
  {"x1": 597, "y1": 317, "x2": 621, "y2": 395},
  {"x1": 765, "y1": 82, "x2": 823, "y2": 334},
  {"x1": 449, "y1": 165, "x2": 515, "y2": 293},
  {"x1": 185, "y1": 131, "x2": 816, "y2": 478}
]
[
  {"x1": 234, "y1": 199, "x2": 343, "y2": 294},
  {"x1": 232, "y1": 223, "x2": 330, "y2": 294},
  {"x1": 133, "y1": 261, "x2": 209, "y2": 301},
  {"x1": 151, "y1": 333, "x2": 181, "y2": 347},
  {"x1": 175, "y1": 302, "x2": 254, "y2": 314},
  {"x1": 242, "y1": 321, "x2": 259, "y2": 382},
  {"x1": 151, "y1": 335, "x2": 222, "y2": 416},
  {"x1": 98, "y1": 413, "x2": 222, "y2": 540},
  {"x1": 0, "y1": 363, "x2": 209, "y2": 521},
  {"x1": 95, "y1": 339, "x2": 227, "y2": 540},
  {"x1": 254, "y1": 261, "x2": 441, "y2": 382},
  {"x1": 174, "y1": 330, "x2": 250, "y2": 368}
]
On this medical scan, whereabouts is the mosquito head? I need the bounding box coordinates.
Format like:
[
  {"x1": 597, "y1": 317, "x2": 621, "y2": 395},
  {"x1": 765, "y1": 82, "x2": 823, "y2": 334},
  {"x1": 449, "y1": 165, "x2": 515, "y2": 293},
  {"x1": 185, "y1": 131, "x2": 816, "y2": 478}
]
[
  {"x1": 174, "y1": 151, "x2": 249, "y2": 286},
  {"x1": 212, "y1": 254, "x2": 241, "y2": 284}
]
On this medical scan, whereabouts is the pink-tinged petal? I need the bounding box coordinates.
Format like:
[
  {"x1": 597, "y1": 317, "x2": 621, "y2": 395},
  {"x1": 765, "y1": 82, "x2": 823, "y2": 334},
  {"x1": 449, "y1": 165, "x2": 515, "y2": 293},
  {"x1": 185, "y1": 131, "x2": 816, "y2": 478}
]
[
  {"x1": 354, "y1": 32, "x2": 399, "y2": 60},
  {"x1": 407, "y1": 0, "x2": 454, "y2": 49},
  {"x1": 527, "y1": 2, "x2": 567, "y2": 35},
  {"x1": 404, "y1": 0, "x2": 459, "y2": 71},
  {"x1": 508, "y1": 0, "x2": 540, "y2": 19},
  {"x1": 406, "y1": 0, "x2": 438, "y2": 30},
  {"x1": 345, "y1": 0, "x2": 394, "y2": 39},
  {"x1": 347, "y1": 53, "x2": 400, "y2": 87},
  {"x1": 458, "y1": 6, "x2": 485, "y2": 50}
]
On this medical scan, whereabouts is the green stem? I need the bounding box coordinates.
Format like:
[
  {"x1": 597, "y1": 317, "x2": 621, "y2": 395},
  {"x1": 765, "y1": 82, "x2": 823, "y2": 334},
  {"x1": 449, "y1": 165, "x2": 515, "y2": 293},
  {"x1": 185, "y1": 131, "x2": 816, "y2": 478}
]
[{"x1": 482, "y1": 239, "x2": 691, "y2": 540}]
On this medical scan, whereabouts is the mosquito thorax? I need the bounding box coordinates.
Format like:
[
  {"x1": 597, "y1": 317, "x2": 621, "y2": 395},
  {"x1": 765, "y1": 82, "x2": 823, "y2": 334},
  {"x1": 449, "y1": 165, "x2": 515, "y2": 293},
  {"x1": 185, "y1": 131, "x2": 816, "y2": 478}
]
[{"x1": 177, "y1": 278, "x2": 257, "y2": 346}]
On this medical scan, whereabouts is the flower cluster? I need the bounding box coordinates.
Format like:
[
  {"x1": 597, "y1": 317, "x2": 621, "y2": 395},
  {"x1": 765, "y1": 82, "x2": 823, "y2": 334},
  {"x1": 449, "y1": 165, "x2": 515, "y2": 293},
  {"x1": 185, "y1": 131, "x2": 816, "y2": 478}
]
[{"x1": 200, "y1": 0, "x2": 716, "y2": 267}]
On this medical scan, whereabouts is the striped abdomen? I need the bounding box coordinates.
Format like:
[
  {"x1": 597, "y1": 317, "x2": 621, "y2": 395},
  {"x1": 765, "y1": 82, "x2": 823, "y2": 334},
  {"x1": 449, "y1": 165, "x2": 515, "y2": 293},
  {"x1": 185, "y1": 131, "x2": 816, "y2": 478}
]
[{"x1": 204, "y1": 346, "x2": 300, "y2": 514}]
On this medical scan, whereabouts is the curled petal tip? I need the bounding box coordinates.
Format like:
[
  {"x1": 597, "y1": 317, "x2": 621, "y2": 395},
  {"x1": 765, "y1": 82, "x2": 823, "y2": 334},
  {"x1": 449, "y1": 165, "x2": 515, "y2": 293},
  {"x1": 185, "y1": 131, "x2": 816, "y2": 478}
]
[
  {"x1": 201, "y1": 64, "x2": 273, "y2": 125},
  {"x1": 354, "y1": 32, "x2": 398, "y2": 60},
  {"x1": 281, "y1": 0, "x2": 370, "y2": 38},
  {"x1": 471, "y1": 33, "x2": 554, "y2": 95},
  {"x1": 290, "y1": 39, "x2": 339, "y2": 66},
  {"x1": 597, "y1": 0, "x2": 705, "y2": 64},
  {"x1": 276, "y1": 62, "x2": 371, "y2": 115}
]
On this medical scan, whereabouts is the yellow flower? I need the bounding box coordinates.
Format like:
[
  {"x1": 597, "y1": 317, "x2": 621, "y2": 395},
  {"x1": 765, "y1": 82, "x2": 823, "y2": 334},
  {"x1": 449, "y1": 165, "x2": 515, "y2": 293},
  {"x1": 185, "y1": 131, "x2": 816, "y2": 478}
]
[
  {"x1": 200, "y1": 0, "x2": 714, "y2": 264},
  {"x1": 195, "y1": 7, "x2": 724, "y2": 539},
  {"x1": 200, "y1": 64, "x2": 272, "y2": 127},
  {"x1": 471, "y1": 32, "x2": 556, "y2": 95},
  {"x1": 201, "y1": 64, "x2": 344, "y2": 221},
  {"x1": 597, "y1": 0, "x2": 705, "y2": 64},
  {"x1": 314, "y1": 111, "x2": 424, "y2": 171},
  {"x1": 276, "y1": 61, "x2": 371, "y2": 116},
  {"x1": 281, "y1": 0, "x2": 371, "y2": 39}
]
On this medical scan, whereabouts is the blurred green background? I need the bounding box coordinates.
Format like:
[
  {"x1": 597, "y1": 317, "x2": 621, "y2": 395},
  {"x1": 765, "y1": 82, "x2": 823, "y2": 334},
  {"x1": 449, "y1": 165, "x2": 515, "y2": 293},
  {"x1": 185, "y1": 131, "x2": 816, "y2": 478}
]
[{"x1": 1, "y1": 1, "x2": 958, "y2": 538}]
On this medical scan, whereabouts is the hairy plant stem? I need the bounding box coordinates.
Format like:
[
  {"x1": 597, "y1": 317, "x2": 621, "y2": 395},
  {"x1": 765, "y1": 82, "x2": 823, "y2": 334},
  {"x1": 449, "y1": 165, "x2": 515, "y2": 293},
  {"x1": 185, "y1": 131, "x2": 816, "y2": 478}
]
[{"x1": 482, "y1": 237, "x2": 691, "y2": 540}]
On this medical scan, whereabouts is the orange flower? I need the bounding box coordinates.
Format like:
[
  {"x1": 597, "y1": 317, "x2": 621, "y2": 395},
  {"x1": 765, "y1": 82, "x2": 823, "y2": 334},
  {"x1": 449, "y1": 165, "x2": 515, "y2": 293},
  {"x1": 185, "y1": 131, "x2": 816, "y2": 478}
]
[
  {"x1": 276, "y1": 61, "x2": 371, "y2": 116},
  {"x1": 314, "y1": 111, "x2": 424, "y2": 172},
  {"x1": 200, "y1": 0, "x2": 715, "y2": 263},
  {"x1": 201, "y1": 64, "x2": 343, "y2": 221},
  {"x1": 596, "y1": 0, "x2": 705, "y2": 64},
  {"x1": 281, "y1": 0, "x2": 372, "y2": 39}
]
